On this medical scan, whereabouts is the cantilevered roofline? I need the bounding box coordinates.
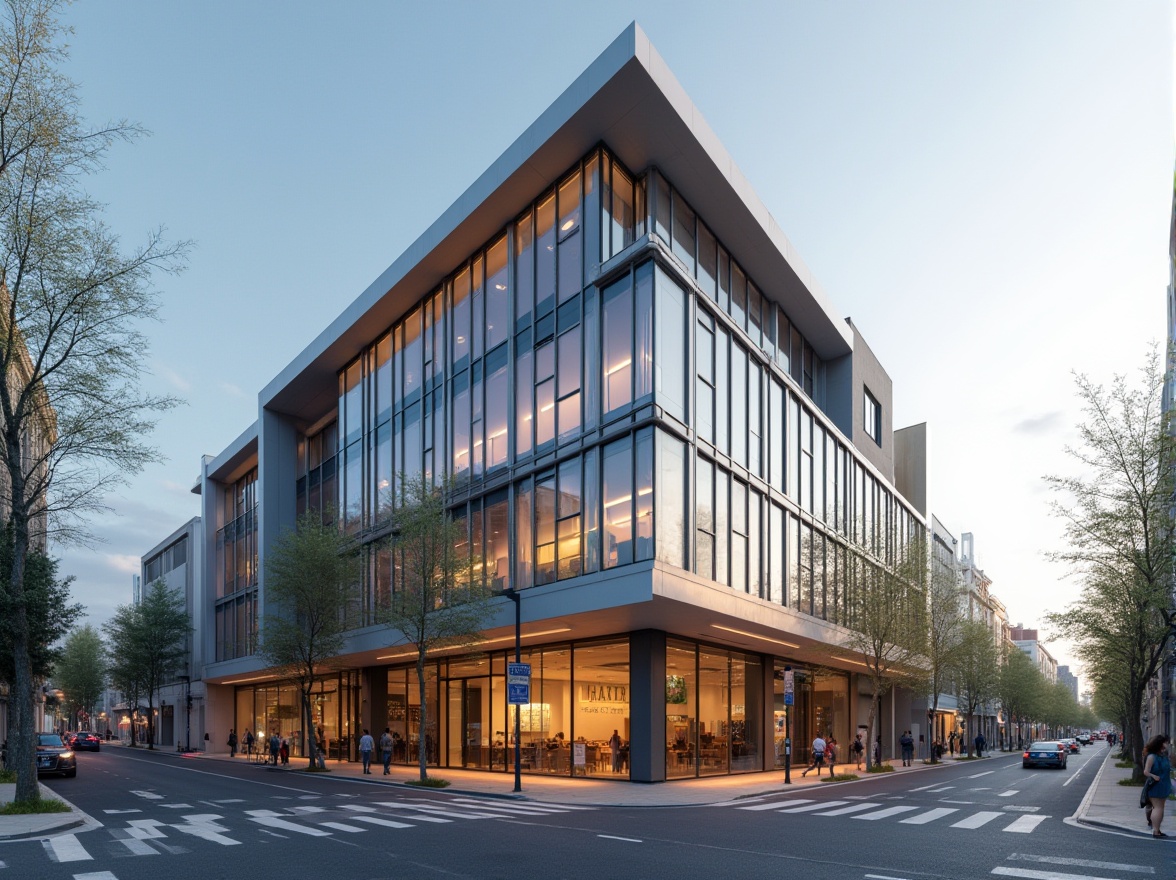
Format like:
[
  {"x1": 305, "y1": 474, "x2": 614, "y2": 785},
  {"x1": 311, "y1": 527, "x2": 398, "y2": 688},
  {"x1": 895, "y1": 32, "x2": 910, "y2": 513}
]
[{"x1": 261, "y1": 22, "x2": 852, "y2": 423}]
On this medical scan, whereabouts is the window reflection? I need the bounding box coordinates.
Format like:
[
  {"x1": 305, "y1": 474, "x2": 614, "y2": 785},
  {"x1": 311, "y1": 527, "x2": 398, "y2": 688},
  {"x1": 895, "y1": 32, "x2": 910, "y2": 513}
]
[{"x1": 603, "y1": 436, "x2": 633, "y2": 568}]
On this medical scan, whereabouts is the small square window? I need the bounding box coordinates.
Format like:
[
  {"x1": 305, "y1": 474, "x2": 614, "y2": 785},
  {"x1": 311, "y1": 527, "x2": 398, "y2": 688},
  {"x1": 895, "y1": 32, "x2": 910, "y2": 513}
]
[{"x1": 863, "y1": 388, "x2": 881, "y2": 446}]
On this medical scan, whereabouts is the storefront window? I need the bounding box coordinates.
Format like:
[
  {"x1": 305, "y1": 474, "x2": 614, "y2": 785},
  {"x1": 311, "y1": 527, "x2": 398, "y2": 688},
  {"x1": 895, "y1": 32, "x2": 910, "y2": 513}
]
[
  {"x1": 666, "y1": 640, "x2": 696, "y2": 779},
  {"x1": 573, "y1": 640, "x2": 629, "y2": 778}
]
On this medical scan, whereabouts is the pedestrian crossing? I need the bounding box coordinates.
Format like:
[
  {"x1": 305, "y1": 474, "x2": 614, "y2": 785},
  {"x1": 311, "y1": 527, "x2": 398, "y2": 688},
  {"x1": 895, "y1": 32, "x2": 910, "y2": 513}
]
[
  {"x1": 985, "y1": 852, "x2": 1159, "y2": 880},
  {"x1": 734, "y1": 797, "x2": 1052, "y2": 834},
  {"x1": 32, "y1": 795, "x2": 593, "y2": 867}
]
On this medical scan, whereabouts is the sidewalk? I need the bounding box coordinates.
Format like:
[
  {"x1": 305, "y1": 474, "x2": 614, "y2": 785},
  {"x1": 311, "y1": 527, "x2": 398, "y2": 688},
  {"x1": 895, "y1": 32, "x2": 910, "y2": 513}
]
[
  {"x1": 1074, "y1": 745, "x2": 1165, "y2": 837},
  {"x1": 4, "y1": 745, "x2": 1132, "y2": 840}
]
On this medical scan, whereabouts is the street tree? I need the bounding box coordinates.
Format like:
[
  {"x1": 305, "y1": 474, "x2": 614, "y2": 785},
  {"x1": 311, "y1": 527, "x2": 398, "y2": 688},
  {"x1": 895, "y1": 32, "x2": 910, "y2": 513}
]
[
  {"x1": 1045, "y1": 348, "x2": 1176, "y2": 781},
  {"x1": 841, "y1": 541, "x2": 929, "y2": 768},
  {"x1": 996, "y1": 644, "x2": 1040, "y2": 751},
  {"x1": 0, "y1": 532, "x2": 78, "y2": 749},
  {"x1": 105, "y1": 581, "x2": 191, "y2": 749},
  {"x1": 259, "y1": 509, "x2": 360, "y2": 771},
  {"x1": 950, "y1": 619, "x2": 1000, "y2": 755},
  {"x1": 380, "y1": 473, "x2": 494, "y2": 782},
  {"x1": 0, "y1": 0, "x2": 188, "y2": 803},
  {"x1": 924, "y1": 546, "x2": 965, "y2": 762},
  {"x1": 53, "y1": 623, "x2": 105, "y2": 728},
  {"x1": 105, "y1": 633, "x2": 144, "y2": 747}
]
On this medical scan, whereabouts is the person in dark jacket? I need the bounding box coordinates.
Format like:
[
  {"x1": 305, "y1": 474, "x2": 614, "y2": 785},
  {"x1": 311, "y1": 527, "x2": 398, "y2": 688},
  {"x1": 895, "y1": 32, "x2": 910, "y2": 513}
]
[
  {"x1": 974, "y1": 732, "x2": 986, "y2": 758},
  {"x1": 899, "y1": 730, "x2": 914, "y2": 766}
]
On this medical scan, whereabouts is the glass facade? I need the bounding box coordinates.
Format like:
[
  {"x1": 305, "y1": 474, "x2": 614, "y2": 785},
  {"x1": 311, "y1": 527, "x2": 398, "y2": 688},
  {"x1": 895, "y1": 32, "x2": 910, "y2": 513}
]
[
  {"x1": 224, "y1": 143, "x2": 929, "y2": 781},
  {"x1": 215, "y1": 469, "x2": 259, "y2": 661}
]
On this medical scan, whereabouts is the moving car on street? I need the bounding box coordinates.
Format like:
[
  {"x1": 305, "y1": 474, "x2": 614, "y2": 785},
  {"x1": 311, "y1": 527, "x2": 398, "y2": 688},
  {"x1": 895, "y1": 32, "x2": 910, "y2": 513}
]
[
  {"x1": 1023, "y1": 741, "x2": 1068, "y2": 769},
  {"x1": 36, "y1": 732, "x2": 76, "y2": 777},
  {"x1": 70, "y1": 731, "x2": 101, "y2": 751}
]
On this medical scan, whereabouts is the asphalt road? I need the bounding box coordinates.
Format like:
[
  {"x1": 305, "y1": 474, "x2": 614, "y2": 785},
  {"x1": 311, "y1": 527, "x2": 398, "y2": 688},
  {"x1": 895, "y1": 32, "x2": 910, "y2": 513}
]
[{"x1": 2, "y1": 745, "x2": 1172, "y2": 880}]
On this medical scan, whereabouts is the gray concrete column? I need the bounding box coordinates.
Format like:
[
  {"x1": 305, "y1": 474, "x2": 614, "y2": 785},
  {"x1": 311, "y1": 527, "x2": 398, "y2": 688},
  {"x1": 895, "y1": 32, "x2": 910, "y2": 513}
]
[{"x1": 629, "y1": 629, "x2": 667, "y2": 783}]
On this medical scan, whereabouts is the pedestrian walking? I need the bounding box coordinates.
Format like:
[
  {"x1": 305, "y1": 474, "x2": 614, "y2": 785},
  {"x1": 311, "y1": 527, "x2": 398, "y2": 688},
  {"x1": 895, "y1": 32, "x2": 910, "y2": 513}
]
[
  {"x1": 359, "y1": 729, "x2": 375, "y2": 774},
  {"x1": 974, "y1": 732, "x2": 986, "y2": 758},
  {"x1": 801, "y1": 734, "x2": 827, "y2": 777},
  {"x1": 279, "y1": 737, "x2": 289, "y2": 765},
  {"x1": 899, "y1": 730, "x2": 914, "y2": 766},
  {"x1": 826, "y1": 737, "x2": 838, "y2": 775},
  {"x1": 873, "y1": 735, "x2": 881, "y2": 766},
  {"x1": 380, "y1": 728, "x2": 394, "y2": 775},
  {"x1": 269, "y1": 732, "x2": 280, "y2": 765},
  {"x1": 1144, "y1": 734, "x2": 1172, "y2": 838},
  {"x1": 852, "y1": 733, "x2": 864, "y2": 770},
  {"x1": 244, "y1": 728, "x2": 254, "y2": 757},
  {"x1": 227, "y1": 729, "x2": 237, "y2": 758}
]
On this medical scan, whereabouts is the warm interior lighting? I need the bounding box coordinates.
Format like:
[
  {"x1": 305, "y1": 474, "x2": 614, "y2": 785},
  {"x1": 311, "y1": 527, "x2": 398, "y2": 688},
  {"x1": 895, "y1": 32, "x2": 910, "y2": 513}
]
[
  {"x1": 377, "y1": 626, "x2": 573, "y2": 661},
  {"x1": 560, "y1": 218, "x2": 576, "y2": 232},
  {"x1": 606, "y1": 358, "x2": 632, "y2": 376},
  {"x1": 539, "y1": 403, "x2": 554, "y2": 413},
  {"x1": 711, "y1": 625, "x2": 800, "y2": 650},
  {"x1": 488, "y1": 429, "x2": 507, "y2": 440},
  {"x1": 495, "y1": 283, "x2": 507, "y2": 291},
  {"x1": 604, "y1": 494, "x2": 631, "y2": 508},
  {"x1": 834, "y1": 656, "x2": 869, "y2": 668},
  {"x1": 221, "y1": 674, "x2": 271, "y2": 685}
]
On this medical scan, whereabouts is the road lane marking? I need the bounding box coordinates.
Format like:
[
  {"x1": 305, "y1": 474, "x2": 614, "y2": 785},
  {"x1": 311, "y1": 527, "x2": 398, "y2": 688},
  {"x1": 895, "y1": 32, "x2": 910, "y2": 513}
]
[
  {"x1": 445, "y1": 800, "x2": 568, "y2": 815},
  {"x1": 289, "y1": 806, "x2": 326, "y2": 814},
  {"x1": 853, "y1": 806, "x2": 919, "y2": 821},
  {"x1": 103, "y1": 809, "x2": 141, "y2": 814},
  {"x1": 45, "y1": 835, "x2": 91, "y2": 862},
  {"x1": 900, "y1": 807, "x2": 958, "y2": 824},
  {"x1": 941, "y1": 799, "x2": 975, "y2": 804},
  {"x1": 319, "y1": 821, "x2": 366, "y2": 833},
  {"x1": 1062, "y1": 763, "x2": 1089, "y2": 787},
  {"x1": 126, "y1": 820, "x2": 168, "y2": 839},
  {"x1": 72, "y1": 874, "x2": 118, "y2": 880},
  {"x1": 813, "y1": 803, "x2": 881, "y2": 816},
  {"x1": 951, "y1": 811, "x2": 1003, "y2": 829},
  {"x1": 966, "y1": 771, "x2": 995, "y2": 778},
  {"x1": 350, "y1": 816, "x2": 414, "y2": 829},
  {"x1": 738, "y1": 798, "x2": 814, "y2": 811},
  {"x1": 172, "y1": 814, "x2": 241, "y2": 846},
  {"x1": 160, "y1": 803, "x2": 192, "y2": 809},
  {"x1": 776, "y1": 800, "x2": 851, "y2": 813},
  {"x1": 864, "y1": 875, "x2": 915, "y2": 880},
  {"x1": 992, "y1": 869, "x2": 1120, "y2": 880},
  {"x1": 129, "y1": 790, "x2": 163, "y2": 800},
  {"x1": 117, "y1": 838, "x2": 158, "y2": 856},
  {"x1": 245, "y1": 810, "x2": 332, "y2": 836},
  {"x1": 375, "y1": 803, "x2": 510, "y2": 819},
  {"x1": 997, "y1": 790, "x2": 1019, "y2": 797},
  {"x1": 598, "y1": 835, "x2": 642, "y2": 843},
  {"x1": 1003, "y1": 815, "x2": 1049, "y2": 833},
  {"x1": 1008, "y1": 854, "x2": 1154, "y2": 873},
  {"x1": 908, "y1": 784, "x2": 939, "y2": 792},
  {"x1": 1003, "y1": 806, "x2": 1039, "y2": 812},
  {"x1": 925, "y1": 786, "x2": 953, "y2": 793}
]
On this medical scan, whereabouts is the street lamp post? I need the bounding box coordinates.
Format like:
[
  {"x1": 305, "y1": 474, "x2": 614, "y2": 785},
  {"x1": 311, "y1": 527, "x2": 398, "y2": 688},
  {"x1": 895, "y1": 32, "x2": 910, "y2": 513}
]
[
  {"x1": 505, "y1": 588, "x2": 522, "y2": 793},
  {"x1": 179, "y1": 675, "x2": 191, "y2": 753}
]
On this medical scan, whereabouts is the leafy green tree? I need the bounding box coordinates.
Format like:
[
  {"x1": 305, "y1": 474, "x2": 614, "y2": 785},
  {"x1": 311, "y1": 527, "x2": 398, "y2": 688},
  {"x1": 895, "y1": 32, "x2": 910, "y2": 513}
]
[
  {"x1": 0, "y1": 534, "x2": 79, "y2": 753},
  {"x1": 259, "y1": 509, "x2": 360, "y2": 771},
  {"x1": 380, "y1": 474, "x2": 494, "y2": 782},
  {"x1": 104, "y1": 581, "x2": 190, "y2": 749},
  {"x1": 841, "y1": 541, "x2": 929, "y2": 768},
  {"x1": 924, "y1": 547, "x2": 965, "y2": 762},
  {"x1": 996, "y1": 645, "x2": 1040, "y2": 751},
  {"x1": 0, "y1": 0, "x2": 187, "y2": 803},
  {"x1": 951, "y1": 620, "x2": 1000, "y2": 755},
  {"x1": 1045, "y1": 348, "x2": 1176, "y2": 780},
  {"x1": 53, "y1": 623, "x2": 105, "y2": 728}
]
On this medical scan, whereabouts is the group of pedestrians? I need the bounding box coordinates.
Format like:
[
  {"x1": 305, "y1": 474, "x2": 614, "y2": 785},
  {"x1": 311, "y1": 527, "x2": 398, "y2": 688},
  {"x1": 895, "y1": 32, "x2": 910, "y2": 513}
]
[
  {"x1": 801, "y1": 734, "x2": 838, "y2": 777},
  {"x1": 227, "y1": 727, "x2": 287, "y2": 765}
]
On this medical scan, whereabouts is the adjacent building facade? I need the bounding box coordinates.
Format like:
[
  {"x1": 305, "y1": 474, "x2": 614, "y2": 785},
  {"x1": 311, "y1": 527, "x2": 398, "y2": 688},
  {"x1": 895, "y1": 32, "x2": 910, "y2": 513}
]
[{"x1": 157, "y1": 25, "x2": 946, "y2": 782}]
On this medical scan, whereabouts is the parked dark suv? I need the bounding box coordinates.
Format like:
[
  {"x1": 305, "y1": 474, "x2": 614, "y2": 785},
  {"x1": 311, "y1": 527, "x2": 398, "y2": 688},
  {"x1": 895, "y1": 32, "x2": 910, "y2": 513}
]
[{"x1": 36, "y1": 733, "x2": 77, "y2": 777}]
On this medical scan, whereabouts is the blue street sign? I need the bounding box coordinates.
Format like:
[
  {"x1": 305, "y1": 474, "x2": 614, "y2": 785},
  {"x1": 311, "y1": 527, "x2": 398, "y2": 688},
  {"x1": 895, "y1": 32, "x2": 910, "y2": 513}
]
[
  {"x1": 507, "y1": 663, "x2": 532, "y2": 679},
  {"x1": 784, "y1": 693, "x2": 794, "y2": 706},
  {"x1": 508, "y1": 683, "x2": 530, "y2": 705}
]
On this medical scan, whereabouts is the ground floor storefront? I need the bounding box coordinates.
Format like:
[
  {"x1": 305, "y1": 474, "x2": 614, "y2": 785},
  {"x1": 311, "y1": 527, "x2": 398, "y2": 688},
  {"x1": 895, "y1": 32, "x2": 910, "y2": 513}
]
[{"x1": 228, "y1": 630, "x2": 865, "y2": 782}]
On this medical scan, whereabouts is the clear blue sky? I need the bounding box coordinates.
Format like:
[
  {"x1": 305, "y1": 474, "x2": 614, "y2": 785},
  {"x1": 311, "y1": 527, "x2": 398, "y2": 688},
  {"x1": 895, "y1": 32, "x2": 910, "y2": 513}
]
[{"x1": 55, "y1": 1, "x2": 1173, "y2": 686}]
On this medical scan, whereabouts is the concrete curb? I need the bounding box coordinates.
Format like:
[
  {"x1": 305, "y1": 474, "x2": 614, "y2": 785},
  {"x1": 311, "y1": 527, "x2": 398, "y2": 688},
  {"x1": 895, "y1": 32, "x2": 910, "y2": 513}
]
[{"x1": 0, "y1": 782, "x2": 96, "y2": 841}]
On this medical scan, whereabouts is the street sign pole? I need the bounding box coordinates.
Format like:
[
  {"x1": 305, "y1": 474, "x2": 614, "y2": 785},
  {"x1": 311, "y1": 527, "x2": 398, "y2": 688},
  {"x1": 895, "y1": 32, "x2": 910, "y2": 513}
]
[
  {"x1": 506, "y1": 589, "x2": 523, "y2": 793},
  {"x1": 783, "y1": 666, "x2": 794, "y2": 784}
]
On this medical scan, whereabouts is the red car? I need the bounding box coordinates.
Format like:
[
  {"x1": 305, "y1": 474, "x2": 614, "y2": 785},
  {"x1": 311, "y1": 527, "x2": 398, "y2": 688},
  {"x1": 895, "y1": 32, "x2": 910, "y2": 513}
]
[{"x1": 71, "y1": 731, "x2": 101, "y2": 751}]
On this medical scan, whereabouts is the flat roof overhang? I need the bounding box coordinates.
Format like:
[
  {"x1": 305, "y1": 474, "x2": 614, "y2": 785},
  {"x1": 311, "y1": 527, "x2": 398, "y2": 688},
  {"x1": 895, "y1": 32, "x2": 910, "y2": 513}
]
[{"x1": 259, "y1": 22, "x2": 852, "y2": 428}]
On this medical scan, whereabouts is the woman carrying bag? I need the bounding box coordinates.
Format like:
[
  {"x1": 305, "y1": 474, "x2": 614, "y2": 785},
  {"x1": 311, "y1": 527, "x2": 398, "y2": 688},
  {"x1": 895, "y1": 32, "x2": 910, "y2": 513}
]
[{"x1": 1143, "y1": 734, "x2": 1172, "y2": 838}]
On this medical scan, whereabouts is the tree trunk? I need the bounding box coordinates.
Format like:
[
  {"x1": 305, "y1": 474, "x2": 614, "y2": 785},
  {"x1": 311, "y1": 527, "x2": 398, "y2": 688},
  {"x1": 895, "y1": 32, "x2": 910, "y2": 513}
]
[
  {"x1": 416, "y1": 659, "x2": 428, "y2": 781},
  {"x1": 865, "y1": 692, "x2": 878, "y2": 770},
  {"x1": 302, "y1": 689, "x2": 319, "y2": 771},
  {"x1": 146, "y1": 696, "x2": 155, "y2": 750},
  {"x1": 9, "y1": 509, "x2": 37, "y2": 804}
]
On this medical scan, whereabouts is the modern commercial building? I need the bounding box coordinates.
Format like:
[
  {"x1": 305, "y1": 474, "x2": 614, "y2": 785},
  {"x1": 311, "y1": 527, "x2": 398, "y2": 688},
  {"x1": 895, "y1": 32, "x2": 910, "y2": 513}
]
[
  {"x1": 1011, "y1": 626, "x2": 1057, "y2": 683},
  {"x1": 1057, "y1": 666, "x2": 1079, "y2": 702},
  {"x1": 126, "y1": 518, "x2": 204, "y2": 749},
  {"x1": 183, "y1": 24, "x2": 937, "y2": 783}
]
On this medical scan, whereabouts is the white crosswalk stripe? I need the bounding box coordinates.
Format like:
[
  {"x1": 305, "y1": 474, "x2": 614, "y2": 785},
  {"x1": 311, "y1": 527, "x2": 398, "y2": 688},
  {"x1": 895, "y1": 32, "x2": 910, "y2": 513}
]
[
  {"x1": 737, "y1": 798, "x2": 814, "y2": 811},
  {"x1": 350, "y1": 816, "x2": 415, "y2": 829},
  {"x1": 992, "y1": 868, "x2": 1121, "y2": 880},
  {"x1": 853, "y1": 806, "x2": 919, "y2": 821},
  {"x1": 776, "y1": 800, "x2": 851, "y2": 813},
  {"x1": 245, "y1": 810, "x2": 332, "y2": 836},
  {"x1": 814, "y1": 802, "x2": 882, "y2": 816},
  {"x1": 951, "y1": 811, "x2": 1004, "y2": 829},
  {"x1": 319, "y1": 821, "x2": 366, "y2": 833},
  {"x1": 1006, "y1": 854, "x2": 1155, "y2": 874},
  {"x1": 1001, "y1": 815, "x2": 1050, "y2": 834},
  {"x1": 45, "y1": 834, "x2": 92, "y2": 863},
  {"x1": 900, "y1": 807, "x2": 958, "y2": 824}
]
